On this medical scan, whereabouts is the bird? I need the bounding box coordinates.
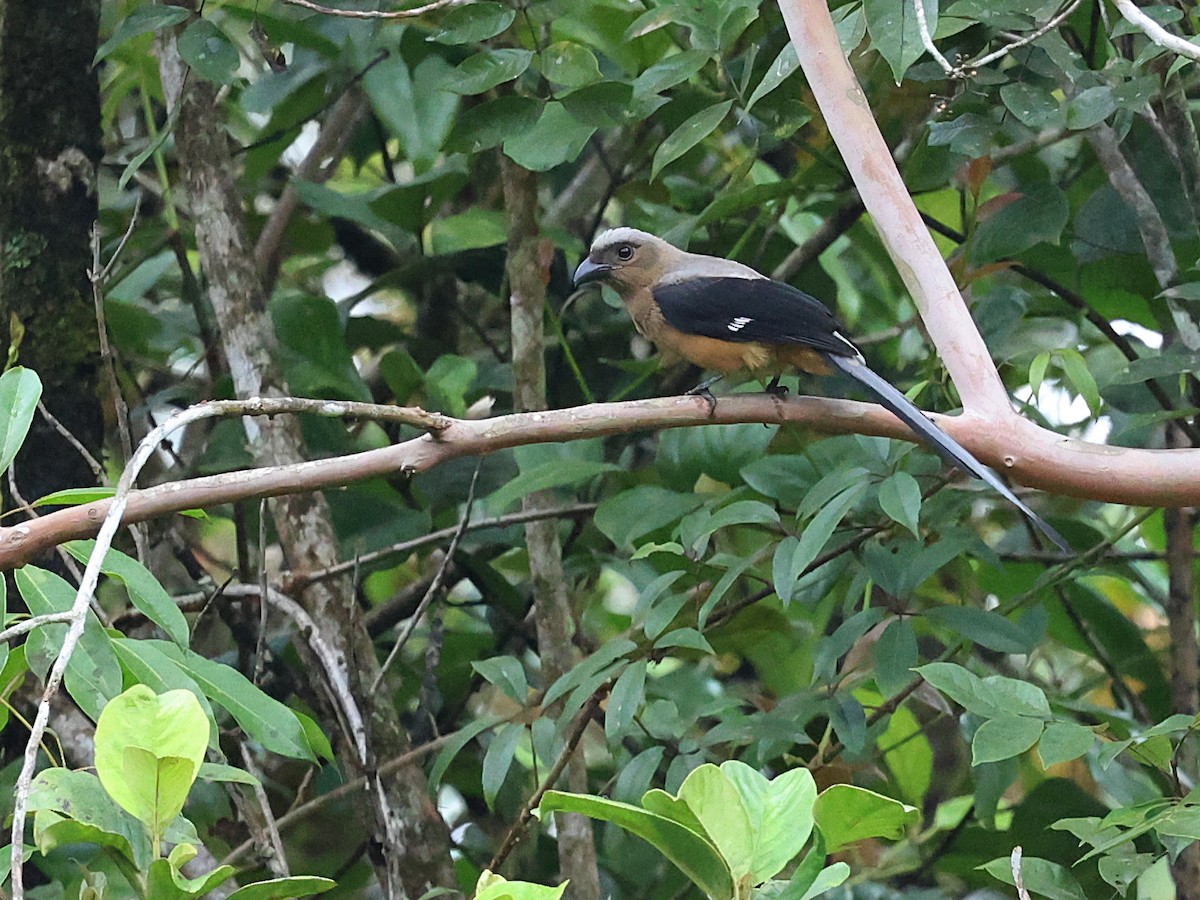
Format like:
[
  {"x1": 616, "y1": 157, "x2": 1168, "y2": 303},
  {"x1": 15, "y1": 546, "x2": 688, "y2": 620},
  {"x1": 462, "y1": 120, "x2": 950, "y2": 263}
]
[{"x1": 572, "y1": 226, "x2": 1069, "y2": 552}]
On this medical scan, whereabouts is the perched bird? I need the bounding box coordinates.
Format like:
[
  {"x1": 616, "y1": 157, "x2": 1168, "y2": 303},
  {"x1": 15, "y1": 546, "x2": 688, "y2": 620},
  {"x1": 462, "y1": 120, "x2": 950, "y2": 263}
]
[{"x1": 573, "y1": 227, "x2": 1068, "y2": 551}]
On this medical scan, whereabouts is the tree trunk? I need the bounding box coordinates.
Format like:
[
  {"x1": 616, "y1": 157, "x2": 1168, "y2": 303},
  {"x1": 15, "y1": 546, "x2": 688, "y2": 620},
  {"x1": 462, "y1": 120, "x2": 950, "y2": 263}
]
[{"x1": 0, "y1": 0, "x2": 104, "y2": 502}]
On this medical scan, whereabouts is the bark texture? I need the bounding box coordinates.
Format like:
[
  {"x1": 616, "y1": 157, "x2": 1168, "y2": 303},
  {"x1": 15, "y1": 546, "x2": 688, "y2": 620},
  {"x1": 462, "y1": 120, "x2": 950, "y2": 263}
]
[
  {"x1": 503, "y1": 157, "x2": 602, "y2": 898},
  {"x1": 157, "y1": 15, "x2": 453, "y2": 896},
  {"x1": 0, "y1": 0, "x2": 103, "y2": 501}
]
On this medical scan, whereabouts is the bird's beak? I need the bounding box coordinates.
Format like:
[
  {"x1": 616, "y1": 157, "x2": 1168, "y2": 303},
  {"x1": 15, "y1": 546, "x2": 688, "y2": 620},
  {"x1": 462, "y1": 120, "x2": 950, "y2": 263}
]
[{"x1": 573, "y1": 257, "x2": 611, "y2": 287}]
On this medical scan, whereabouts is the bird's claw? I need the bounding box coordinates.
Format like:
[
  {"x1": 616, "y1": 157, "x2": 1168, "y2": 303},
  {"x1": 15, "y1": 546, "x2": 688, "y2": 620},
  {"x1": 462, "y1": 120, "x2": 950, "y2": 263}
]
[
  {"x1": 764, "y1": 376, "x2": 789, "y2": 398},
  {"x1": 685, "y1": 383, "x2": 718, "y2": 416}
]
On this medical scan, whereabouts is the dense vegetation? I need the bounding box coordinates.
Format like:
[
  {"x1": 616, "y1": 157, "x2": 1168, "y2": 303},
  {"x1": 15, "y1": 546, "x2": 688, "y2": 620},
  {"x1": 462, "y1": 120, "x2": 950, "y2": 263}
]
[{"x1": 3, "y1": 0, "x2": 1200, "y2": 898}]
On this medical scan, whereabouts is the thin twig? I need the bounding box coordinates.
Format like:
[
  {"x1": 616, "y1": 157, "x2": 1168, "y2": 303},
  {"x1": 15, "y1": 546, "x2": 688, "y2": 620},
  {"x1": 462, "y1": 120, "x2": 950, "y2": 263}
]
[
  {"x1": 970, "y1": 0, "x2": 1083, "y2": 70},
  {"x1": 1012, "y1": 846, "x2": 1032, "y2": 900},
  {"x1": 487, "y1": 691, "x2": 605, "y2": 872},
  {"x1": 254, "y1": 497, "x2": 269, "y2": 686},
  {"x1": 239, "y1": 741, "x2": 291, "y2": 877},
  {"x1": 913, "y1": 0, "x2": 955, "y2": 77},
  {"x1": 36, "y1": 401, "x2": 104, "y2": 482},
  {"x1": 281, "y1": 0, "x2": 465, "y2": 19},
  {"x1": 372, "y1": 461, "x2": 482, "y2": 691},
  {"x1": 0, "y1": 611, "x2": 77, "y2": 645},
  {"x1": 290, "y1": 502, "x2": 596, "y2": 590}
]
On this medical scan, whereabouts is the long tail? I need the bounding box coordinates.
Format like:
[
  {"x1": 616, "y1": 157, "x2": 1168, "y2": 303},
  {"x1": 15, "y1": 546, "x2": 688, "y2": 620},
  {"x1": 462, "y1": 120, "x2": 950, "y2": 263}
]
[{"x1": 827, "y1": 354, "x2": 1069, "y2": 552}]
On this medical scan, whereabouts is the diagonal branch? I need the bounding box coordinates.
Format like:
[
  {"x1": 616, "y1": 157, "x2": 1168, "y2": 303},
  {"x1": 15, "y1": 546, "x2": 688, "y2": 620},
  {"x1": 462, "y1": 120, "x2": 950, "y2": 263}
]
[{"x1": 777, "y1": 0, "x2": 1014, "y2": 419}]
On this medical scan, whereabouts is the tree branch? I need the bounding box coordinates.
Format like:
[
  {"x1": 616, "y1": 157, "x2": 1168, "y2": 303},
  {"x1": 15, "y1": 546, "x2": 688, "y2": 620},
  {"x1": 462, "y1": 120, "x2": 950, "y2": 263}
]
[
  {"x1": 1112, "y1": 0, "x2": 1200, "y2": 62},
  {"x1": 6, "y1": 390, "x2": 1200, "y2": 576},
  {"x1": 777, "y1": 0, "x2": 1014, "y2": 419}
]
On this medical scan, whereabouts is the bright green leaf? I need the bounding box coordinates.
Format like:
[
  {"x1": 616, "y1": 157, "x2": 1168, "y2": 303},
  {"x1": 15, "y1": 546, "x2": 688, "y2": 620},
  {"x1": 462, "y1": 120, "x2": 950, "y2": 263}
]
[
  {"x1": 538, "y1": 791, "x2": 735, "y2": 900},
  {"x1": 0, "y1": 367, "x2": 41, "y2": 476},
  {"x1": 812, "y1": 784, "x2": 918, "y2": 852},
  {"x1": 877, "y1": 471, "x2": 921, "y2": 537}
]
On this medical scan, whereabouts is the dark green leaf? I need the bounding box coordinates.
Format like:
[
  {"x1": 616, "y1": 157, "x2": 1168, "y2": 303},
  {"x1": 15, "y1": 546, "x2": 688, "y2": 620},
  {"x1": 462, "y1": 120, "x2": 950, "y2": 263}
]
[
  {"x1": 1038, "y1": 722, "x2": 1096, "y2": 767},
  {"x1": 925, "y1": 606, "x2": 1034, "y2": 654},
  {"x1": 482, "y1": 722, "x2": 524, "y2": 808},
  {"x1": 503, "y1": 101, "x2": 596, "y2": 171},
  {"x1": 747, "y1": 43, "x2": 799, "y2": 111},
  {"x1": 64, "y1": 541, "x2": 189, "y2": 647},
  {"x1": 428, "y1": 1, "x2": 515, "y2": 44},
  {"x1": 177, "y1": 19, "x2": 240, "y2": 85},
  {"x1": 970, "y1": 183, "x2": 1070, "y2": 264},
  {"x1": 651, "y1": 100, "x2": 733, "y2": 181},
  {"x1": 865, "y1": 0, "x2": 938, "y2": 84},
  {"x1": 440, "y1": 49, "x2": 533, "y2": 96},
  {"x1": 472, "y1": 657, "x2": 529, "y2": 704},
  {"x1": 606, "y1": 660, "x2": 647, "y2": 741},
  {"x1": 446, "y1": 96, "x2": 542, "y2": 154},
  {"x1": 539, "y1": 41, "x2": 603, "y2": 87},
  {"x1": 873, "y1": 618, "x2": 918, "y2": 697},
  {"x1": 96, "y1": 5, "x2": 190, "y2": 63},
  {"x1": 877, "y1": 471, "x2": 921, "y2": 537}
]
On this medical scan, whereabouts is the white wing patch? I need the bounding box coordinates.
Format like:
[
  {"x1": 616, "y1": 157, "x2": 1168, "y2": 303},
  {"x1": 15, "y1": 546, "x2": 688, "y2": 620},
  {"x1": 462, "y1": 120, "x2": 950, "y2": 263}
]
[{"x1": 727, "y1": 316, "x2": 753, "y2": 333}]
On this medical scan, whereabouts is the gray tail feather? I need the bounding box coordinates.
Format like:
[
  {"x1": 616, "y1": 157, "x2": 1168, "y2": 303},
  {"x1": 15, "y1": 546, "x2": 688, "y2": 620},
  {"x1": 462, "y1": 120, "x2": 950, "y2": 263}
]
[{"x1": 827, "y1": 354, "x2": 1070, "y2": 552}]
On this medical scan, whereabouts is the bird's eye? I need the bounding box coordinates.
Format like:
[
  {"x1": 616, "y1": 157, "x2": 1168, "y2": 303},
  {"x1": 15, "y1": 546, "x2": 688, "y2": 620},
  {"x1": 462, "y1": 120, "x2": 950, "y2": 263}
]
[{"x1": 616, "y1": 244, "x2": 634, "y2": 261}]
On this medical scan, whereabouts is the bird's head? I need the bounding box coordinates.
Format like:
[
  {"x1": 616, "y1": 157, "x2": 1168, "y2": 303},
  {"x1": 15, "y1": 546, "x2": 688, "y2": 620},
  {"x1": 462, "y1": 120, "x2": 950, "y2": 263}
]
[{"x1": 573, "y1": 227, "x2": 681, "y2": 294}]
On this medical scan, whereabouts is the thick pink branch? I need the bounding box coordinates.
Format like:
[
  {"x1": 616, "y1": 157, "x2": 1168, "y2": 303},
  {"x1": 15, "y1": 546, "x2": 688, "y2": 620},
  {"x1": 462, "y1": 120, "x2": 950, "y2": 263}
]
[
  {"x1": 2, "y1": 394, "x2": 1199, "y2": 570},
  {"x1": 777, "y1": 0, "x2": 1014, "y2": 419}
]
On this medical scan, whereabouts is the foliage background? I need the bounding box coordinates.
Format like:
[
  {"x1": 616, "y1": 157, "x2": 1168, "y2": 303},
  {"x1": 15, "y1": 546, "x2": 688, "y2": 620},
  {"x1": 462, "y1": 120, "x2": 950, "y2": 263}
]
[{"x1": 3, "y1": 0, "x2": 1200, "y2": 897}]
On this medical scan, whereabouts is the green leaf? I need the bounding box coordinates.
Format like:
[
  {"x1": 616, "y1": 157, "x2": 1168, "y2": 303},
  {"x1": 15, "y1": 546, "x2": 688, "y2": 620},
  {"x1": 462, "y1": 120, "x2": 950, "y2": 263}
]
[
  {"x1": 18, "y1": 565, "x2": 121, "y2": 721},
  {"x1": 1066, "y1": 85, "x2": 1117, "y2": 130},
  {"x1": 147, "y1": 849, "x2": 235, "y2": 899},
  {"x1": 606, "y1": 660, "x2": 647, "y2": 741},
  {"x1": 775, "y1": 483, "x2": 866, "y2": 604},
  {"x1": 1029, "y1": 350, "x2": 1051, "y2": 396},
  {"x1": 1038, "y1": 722, "x2": 1096, "y2": 767},
  {"x1": 999, "y1": 82, "x2": 1064, "y2": 129},
  {"x1": 812, "y1": 784, "x2": 918, "y2": 852},
  {"x1": 428, "y1": 2, "x2": 515, "y2": 44},
  {"x1": 149, "y1": 642, "x2": 314, "y2": 761},
  {"x1": 473, "y1": 657, "x2": 529, "y2": 704},
  {"x1": 28, "y1": 768, "x2": 150, "y2": 870},
  {"x1": 224, "y1": 877, "x2": 337, "y2": 900},
  {"x1": 440, "y1": 49, "x2": 533, "y2": 96},
  {"x1": 176, "y1": 19, "x2": 240, "y2": 85},
  {"x1": 445, "y1": 96, "x2": 542, "y2": 154},
  {"x1": 539, "y1": 41, "x2": 603, "y2": 88},
  {"x1": 633, "y1": 50, "x2": 710, "y2": 100},
  {"x1": 64, "y1": 541, "x2": 189, "y2": 647},
  {"x1": 872, "y1": 618, "x2": 918, "y2": 697},
  {"x1": 981, "y1": 855, "x2": 1087, "y2": 900},
  {"x1": 538, "y1": 791, "x2": 735, "y2": 900},
  {"x1": 747, "y1": 43, "x2": 799, "y2": 111},
  {"x1": 474, "y1": 873, "x2": 567, "y2": 900},
  {"x1": 877, "y1": 471, "x2": 921, "y2": 537},
  {"x1": 721, "y1": 762, "x2": 817, "y2": 882},
  {"x1": 596, "y1": 486, "x2": 704, "y2": 547},
  {"x1": 94, "y1": 686, "x2": 208, "y2": 841},
  {"x1": 829, "y1": 693, "x2": 867, "y2": 754},
  {"x1": 678, "y1": 764, "x2": 755, "y2": 880},
  {"x1": 1057, "y1": 348, "x2": 1102, "y2": 417},
  {"x1": 0, "y1": 367, "x2": 41, "y2": 476},
  {"x1": 197, "y1": 763, "x2": 259, "y2": 786},
  {"x1": 970, "y1": 183, "x2": 1070, "y2": 264},
  {"x1": 864, "y1": 0, "x2": 938, "y2": 84},
  {"x1": 972, "y1": 715, "x2": 1045, "y2": 765},
  {"x1": 110, "y1": 639, "x2": 217, "y2": 747},
  {"x1": 482, "y1": 722, "x2": 524, "y2": 809},
  {"x1": 33, "y1": 487, "x2": 116, "y2": 507},
  {"x1": 651, "y1": 100, "x2": 733, "y2": 181},
  {"x1": 429, "y1": 715, "x2": 506, "y2": 790},
  {"x1": 925, "y1": 606, "x2": 1034, "y2": 654},
  {"x1": 914, "y1": 662, "x2": 1002, "y2": 717},
  {"x1": 503, "y1": 101, "x2": 596, "y2": 171},
  {"x1": 95, "y1": 5, "x2": 190, "y2": 63}
]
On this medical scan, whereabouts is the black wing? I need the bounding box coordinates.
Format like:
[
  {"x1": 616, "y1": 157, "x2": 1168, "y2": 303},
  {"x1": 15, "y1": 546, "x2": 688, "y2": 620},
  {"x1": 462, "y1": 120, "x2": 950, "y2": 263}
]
[{"x1": 653, "y1": 276, "x2": 859, "y2": 358}]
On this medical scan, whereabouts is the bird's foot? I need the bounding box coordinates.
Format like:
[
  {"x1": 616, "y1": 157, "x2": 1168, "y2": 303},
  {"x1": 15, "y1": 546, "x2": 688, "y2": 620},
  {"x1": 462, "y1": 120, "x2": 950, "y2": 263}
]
[
  {"x1": 764, "y1": 375, "x2": 789, "y2": 398},
  {"x1": 685, "y1": 376, "x2": 722, "y2": 416}
]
